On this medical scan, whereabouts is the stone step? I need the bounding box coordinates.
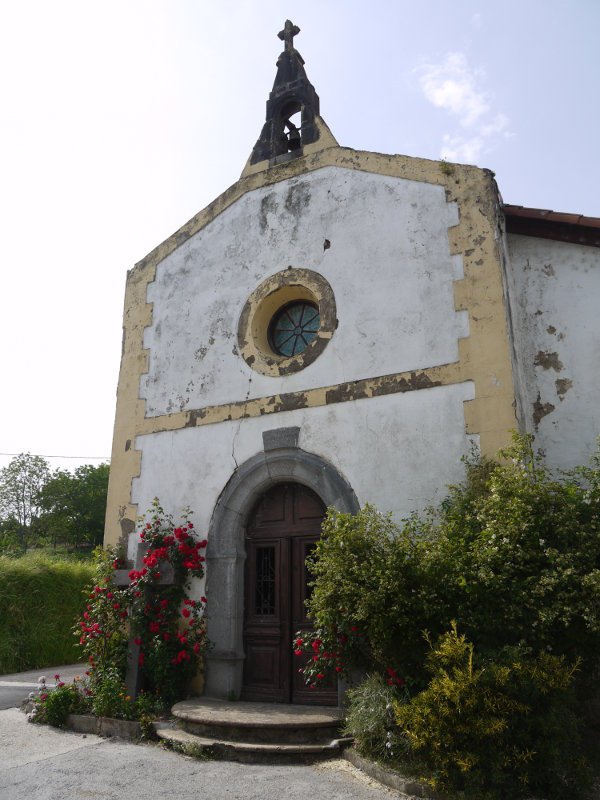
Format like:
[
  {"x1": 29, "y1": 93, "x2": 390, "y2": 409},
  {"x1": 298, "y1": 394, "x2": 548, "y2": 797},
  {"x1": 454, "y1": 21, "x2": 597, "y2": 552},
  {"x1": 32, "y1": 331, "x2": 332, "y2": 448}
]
[
  {"x1": 171, "y1": 697, "x2": 344, "y2": 745},
  {"x1": 154, "y1": 723, "x2": 352, "y2": 764}
]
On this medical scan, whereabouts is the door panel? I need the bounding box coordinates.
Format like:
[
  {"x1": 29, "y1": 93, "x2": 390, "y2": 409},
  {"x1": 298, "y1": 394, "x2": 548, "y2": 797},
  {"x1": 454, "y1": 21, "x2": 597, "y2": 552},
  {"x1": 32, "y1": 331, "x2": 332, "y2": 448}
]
[
  {"x1": 242, "y1": 483, "x2": 336, "y2": 705},
  {"x1": 243, "y1": 538, "x2": 289, "y2": 702}
]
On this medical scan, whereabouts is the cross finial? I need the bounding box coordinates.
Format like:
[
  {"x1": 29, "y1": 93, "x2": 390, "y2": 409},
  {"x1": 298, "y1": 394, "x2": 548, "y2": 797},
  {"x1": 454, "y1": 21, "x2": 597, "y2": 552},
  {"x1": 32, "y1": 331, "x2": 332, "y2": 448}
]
[{"x1": 278, "y1": 19, "x2": 300, "y2": 53}]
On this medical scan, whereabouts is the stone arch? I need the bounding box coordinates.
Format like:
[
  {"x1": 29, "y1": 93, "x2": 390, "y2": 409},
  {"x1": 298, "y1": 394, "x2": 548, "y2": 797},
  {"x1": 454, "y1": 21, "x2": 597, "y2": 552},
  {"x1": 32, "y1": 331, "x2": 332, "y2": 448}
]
[{"x1": 204, "y1": 446, "x2": 359, "y2": 699}]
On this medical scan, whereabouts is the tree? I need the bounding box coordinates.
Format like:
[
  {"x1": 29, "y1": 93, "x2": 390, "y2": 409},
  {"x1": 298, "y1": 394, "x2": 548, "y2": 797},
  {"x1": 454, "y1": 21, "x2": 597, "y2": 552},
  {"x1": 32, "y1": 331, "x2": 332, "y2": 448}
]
[
  {"x1": 0, "y1": 454, "x2": 51, "y2": 551},
  {"x1": 38, "y1": 463, "x2": 109, "y2": 549}
]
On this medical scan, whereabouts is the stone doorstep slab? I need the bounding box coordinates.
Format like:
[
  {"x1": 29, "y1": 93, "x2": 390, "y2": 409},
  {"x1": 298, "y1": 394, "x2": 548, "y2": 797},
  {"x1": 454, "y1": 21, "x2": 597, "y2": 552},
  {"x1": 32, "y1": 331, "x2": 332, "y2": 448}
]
[
  {"x1": 154, "y1": 723, "x2": 352, "y2": 757},
  {"x1": 171, "y1": 697, "x2": 343, "y2": 728},
  {"x1": 66, "y1": 714, "x2": 142, "y2": 741}
]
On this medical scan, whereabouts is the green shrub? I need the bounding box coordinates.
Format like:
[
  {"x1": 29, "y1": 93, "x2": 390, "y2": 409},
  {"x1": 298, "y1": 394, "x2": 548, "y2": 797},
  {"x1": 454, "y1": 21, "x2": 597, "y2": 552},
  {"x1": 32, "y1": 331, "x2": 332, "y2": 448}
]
[
  {"x1": 30, "y1": 672, "x2": 163, "y2": 732},
  {"x1": 303, "y1": 435, "x2": 600, "y2": 688},
  {"x1": 30, "y1": 676, "x2": 90, "y2": 728},
  {"x1": 301, "y1": 435, "x2": 600, "y2": 793},
  {"x1": 90, "y1": 668, "x2": 136, "y2": 720},
  {"x1": 441, "y1": 436, "x2": 600, "y2": 668},
  {"x1": 305, "y1": 504, "x2": 434, "y2": 680},
  {"x1": 394, "y1": 625, "x2": 590, "y2": 799},
  {"x1": 344, "y1": 674, "x2": 408, "y2": 763},
  {"x1": 0, "y1": 553, "x2": 94, "y2": 673}
]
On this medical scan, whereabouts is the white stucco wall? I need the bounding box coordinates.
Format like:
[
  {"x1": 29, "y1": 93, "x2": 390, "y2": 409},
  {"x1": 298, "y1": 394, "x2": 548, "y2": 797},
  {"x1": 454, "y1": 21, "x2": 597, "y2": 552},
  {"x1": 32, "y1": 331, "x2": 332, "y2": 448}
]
[
  {"x1": 131, "y1": 382, "x2": 476, "y2": 561},
  {"x1": 507, "y1": 234, "x2": 600, "y2": 469},
  {"x1": 140, "y1": 165, "x2": 466, "y2": 415}
]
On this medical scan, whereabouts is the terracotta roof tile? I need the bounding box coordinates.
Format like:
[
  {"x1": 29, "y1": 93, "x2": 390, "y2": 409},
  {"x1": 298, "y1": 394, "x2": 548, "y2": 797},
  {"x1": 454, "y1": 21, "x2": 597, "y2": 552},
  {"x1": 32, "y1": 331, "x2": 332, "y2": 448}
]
[{"x1": 504, "y1": 205, "x2": 600, "y2": 247}]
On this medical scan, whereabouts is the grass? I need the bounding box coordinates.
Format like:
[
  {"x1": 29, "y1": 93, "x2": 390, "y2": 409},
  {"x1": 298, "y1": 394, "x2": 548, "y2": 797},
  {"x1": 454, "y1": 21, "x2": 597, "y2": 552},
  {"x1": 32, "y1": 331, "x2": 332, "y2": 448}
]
[{"x1": 0, "y1": 552, "x2": 95, "y2": 674}]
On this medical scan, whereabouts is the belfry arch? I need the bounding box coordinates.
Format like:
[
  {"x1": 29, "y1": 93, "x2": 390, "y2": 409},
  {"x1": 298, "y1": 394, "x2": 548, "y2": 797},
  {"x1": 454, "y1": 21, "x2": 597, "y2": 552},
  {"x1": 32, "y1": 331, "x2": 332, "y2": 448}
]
[{"x1": 204, "y1": 444, "x2": 359, "y2": 700}]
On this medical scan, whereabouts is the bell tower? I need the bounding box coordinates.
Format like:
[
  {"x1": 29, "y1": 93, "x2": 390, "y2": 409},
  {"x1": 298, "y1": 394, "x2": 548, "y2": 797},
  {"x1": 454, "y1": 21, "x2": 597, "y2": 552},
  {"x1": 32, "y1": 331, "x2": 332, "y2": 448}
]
[{"x1": 248, "y1": 20, "x2": 333, "y2": 167}]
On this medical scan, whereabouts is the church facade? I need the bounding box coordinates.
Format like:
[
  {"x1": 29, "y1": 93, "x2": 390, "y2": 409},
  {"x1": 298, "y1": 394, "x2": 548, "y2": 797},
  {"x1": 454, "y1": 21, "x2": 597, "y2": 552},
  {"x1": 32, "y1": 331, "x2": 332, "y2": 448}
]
[{"x1": 104, "y1": 22, "x2": 600, "y2": 703}]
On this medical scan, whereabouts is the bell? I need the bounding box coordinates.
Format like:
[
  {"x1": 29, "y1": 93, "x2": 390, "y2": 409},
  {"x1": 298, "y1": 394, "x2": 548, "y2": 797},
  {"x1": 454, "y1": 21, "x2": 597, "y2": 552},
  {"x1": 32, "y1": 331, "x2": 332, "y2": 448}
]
[{"x1": 288, "y1": 127, "x2": 301, "y2": 151}]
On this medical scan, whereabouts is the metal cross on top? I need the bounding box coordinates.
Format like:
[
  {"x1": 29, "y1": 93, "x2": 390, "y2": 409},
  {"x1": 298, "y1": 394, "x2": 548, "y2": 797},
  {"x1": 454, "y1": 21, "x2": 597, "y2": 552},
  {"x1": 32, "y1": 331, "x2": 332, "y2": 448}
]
[{"x1": 278, "y1": 19, "x2": 300, "y2": 52}]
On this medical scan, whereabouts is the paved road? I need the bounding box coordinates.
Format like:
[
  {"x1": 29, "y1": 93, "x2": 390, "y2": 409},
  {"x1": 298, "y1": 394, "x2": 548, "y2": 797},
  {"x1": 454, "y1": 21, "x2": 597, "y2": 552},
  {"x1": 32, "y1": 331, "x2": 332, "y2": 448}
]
[
  {"x1": 0, "y1": 664, "x2": 87, "y2": 710},
  {"x1": 0, "y1": 707, "x2": 394, "y2": 800}
]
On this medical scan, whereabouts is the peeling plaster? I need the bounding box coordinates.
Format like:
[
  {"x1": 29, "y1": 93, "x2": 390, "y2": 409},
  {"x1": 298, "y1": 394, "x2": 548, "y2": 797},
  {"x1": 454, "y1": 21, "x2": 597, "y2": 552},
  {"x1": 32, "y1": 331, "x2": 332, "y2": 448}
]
[
  {"x1": 555, "y1": 378, "x2": 573, "y2": 401},
  {"x1": 533, "y1": 393, "x2": 555, "y2": 428},
  {"x1": 534, "y1": 351, "x2": 564, "y2": 371},
  {"x1": 506, "y1": 233, "x2": 600, "y2": 469}
]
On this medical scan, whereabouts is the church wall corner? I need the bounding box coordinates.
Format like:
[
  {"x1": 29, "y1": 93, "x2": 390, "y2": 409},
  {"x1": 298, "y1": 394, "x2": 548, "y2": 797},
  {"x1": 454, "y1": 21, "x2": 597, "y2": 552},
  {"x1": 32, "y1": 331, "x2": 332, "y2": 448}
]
[{"x1": 104, "y1": 262, "x2": 156, "y2": 548}]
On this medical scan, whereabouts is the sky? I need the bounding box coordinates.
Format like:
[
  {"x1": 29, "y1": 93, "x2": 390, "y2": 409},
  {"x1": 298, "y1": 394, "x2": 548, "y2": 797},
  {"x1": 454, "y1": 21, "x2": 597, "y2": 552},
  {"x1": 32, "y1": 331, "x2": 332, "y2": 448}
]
[{"x1": 0, "y1": 0, "x2": 598, "y2": 474}]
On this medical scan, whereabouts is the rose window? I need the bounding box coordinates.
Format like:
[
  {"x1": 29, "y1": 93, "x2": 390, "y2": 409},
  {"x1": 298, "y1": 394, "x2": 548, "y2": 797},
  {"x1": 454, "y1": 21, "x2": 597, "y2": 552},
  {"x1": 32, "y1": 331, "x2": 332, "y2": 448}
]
[{"x1": 269, "y1": 301, "x2": 321, "y2": 357}]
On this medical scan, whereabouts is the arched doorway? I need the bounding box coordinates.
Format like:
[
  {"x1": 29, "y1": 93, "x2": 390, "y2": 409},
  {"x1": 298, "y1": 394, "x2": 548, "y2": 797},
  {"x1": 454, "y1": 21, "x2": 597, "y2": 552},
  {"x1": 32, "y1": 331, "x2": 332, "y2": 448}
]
[
  {"x1": 241, "y1": 482, "x2": 337, "y2": 705},
  {"x1": 204, "y1": 446, "x2": 359, "y2": 703}
]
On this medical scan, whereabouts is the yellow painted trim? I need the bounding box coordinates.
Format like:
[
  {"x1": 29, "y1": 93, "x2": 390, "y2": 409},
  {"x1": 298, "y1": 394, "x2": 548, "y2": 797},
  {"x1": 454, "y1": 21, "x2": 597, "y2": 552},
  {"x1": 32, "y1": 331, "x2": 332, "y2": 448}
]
[
  {"x1": 104, "y1": 263, "x2": 155, "y2": 547},
  {"x1": 133, "y1": 363, "x2": 465, "y2": 437}
]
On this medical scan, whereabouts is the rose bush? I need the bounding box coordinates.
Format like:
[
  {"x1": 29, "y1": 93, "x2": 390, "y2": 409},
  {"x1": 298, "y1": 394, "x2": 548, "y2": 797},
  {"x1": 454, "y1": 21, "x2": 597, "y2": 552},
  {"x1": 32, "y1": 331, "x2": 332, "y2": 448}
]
[{"x1": 76, "y1": 500, "x2": 209, "y2": 709}]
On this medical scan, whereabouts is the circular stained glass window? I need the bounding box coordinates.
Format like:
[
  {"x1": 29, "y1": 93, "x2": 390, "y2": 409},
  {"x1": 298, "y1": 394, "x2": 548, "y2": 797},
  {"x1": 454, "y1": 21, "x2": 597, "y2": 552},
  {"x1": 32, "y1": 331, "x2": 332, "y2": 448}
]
[{"x1": 269, "y1": 301, "x2": 320, "y2": 357}]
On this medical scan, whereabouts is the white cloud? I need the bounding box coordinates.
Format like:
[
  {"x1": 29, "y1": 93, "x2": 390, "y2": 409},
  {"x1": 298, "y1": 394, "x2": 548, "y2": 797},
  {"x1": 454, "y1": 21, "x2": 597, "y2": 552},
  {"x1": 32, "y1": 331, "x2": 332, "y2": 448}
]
[
  {"x1": 480, "y1": 112, "x2": 509, "y2": 137},
  {"x1": 420, "y1": 53, "x2": 488, "y2": 128},
  {"x1": 441, "y1": 134, "x2": 485, "y2": 163},
  {"x1": 417, "y1": 53, "x2": 512, "y2": 164}
]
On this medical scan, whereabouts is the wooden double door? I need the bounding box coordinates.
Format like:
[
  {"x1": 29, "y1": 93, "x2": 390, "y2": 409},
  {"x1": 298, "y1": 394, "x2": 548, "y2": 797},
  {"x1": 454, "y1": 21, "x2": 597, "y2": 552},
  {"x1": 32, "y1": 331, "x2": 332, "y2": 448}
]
[{"x1": 242, "y1": 482, "x2": 337, "y2": 705}]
